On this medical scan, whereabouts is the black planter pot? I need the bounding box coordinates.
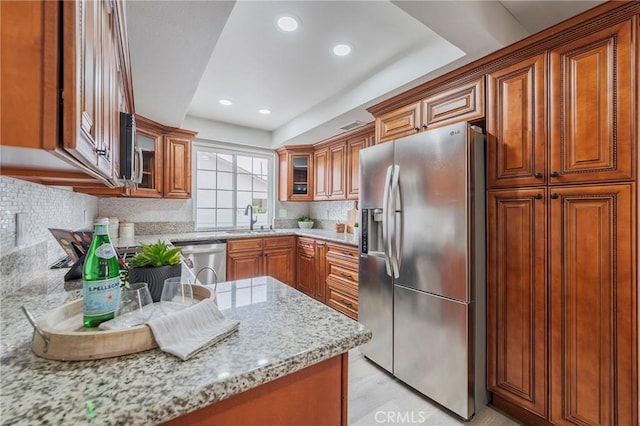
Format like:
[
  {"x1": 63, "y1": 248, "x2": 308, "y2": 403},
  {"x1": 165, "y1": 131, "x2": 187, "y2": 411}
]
[{"x1": 128, "y1": 264, "x2": 182, "y2": 302}]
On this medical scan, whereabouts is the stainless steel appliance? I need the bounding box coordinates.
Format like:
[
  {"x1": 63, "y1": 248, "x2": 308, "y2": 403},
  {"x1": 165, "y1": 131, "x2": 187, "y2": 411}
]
[
  {"x1": 358, "y1": 122, "x2": 486, "y2": 420},
  {"x1": 171, "y1": 240, "x2": 227, "y2": 284}
]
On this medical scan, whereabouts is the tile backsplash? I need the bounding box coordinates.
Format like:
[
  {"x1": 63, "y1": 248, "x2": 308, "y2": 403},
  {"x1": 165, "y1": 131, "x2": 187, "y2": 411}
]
[{"x1": 0, "y1": 177, "x2": 98, "y2": 294}]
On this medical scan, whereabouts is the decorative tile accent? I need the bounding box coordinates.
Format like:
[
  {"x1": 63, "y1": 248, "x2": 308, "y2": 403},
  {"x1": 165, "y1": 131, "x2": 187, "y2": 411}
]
[
  {"x1": 98, "y1": 197, "x2": 193, "y2": 223},
  {"x1": 0, "y1": 177, "x2": 98, "y2": 294}
]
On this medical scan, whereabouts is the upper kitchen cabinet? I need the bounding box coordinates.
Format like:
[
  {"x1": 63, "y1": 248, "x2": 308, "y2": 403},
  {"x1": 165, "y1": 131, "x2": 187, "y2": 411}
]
[
  {"x1": 549, "y1": 19, "x2": 635, "y2": 185},
  {"x1": 487, "y1": 54, "x2": 547, "y2": 189},
  {"x1": 1, "y1": 0, "x2": 135, "y2": 187},
  {"x1": 313, "y1": 147, "x2": 329, "y2": 200},
  {"x1": 375, "y1": 77, "x2": 484, "y2": 143},
  {"x1": 76, "y1": 114, "x2": 196, "y2": 198},
  {"x1": 277, "y1": 146, "x2": 314, "y2": 201},
  {"x1": 346, "y1": 132, "x2": 372, "y2": 199},
  {"x1": 163, "y1": 132, "x2": 194, "y2": 199},
  {"x1": 488, "y1": 19, "x2": 635, "y2": 190}
]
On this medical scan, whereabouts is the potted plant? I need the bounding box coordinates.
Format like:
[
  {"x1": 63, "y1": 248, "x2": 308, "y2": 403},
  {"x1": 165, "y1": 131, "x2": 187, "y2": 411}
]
[
  {"x1": 297, "y1": 215, "x2": 314, "y2": 229},
  {"x1": 127, "y1": 240, "x2": 182, "y2": 302}
]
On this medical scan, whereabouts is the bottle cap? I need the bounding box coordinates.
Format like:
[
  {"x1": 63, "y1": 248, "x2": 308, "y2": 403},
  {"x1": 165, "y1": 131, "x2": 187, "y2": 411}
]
[{"x1": 95, "y1": 217, "x2": 109, "y2": 225}]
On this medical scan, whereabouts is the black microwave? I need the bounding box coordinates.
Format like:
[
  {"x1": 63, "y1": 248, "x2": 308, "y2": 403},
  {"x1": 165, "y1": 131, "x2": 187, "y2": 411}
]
[{"x1": 119, "y1": 112, "x2": 142, "y2": 185}]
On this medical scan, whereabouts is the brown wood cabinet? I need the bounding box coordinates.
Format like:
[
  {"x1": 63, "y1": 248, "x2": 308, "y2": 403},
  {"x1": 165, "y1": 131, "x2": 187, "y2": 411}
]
[
  {"x1": 226, "y1": 236, "x2": 295, "y2": 287},
  {"x1": 549, "y1": 20, "x2": 635, "y2": 186},
  {"x1": 279, "y1": 123, "x2": 374, "y2": 202},
  {"x1": 549, "y1": 184, "x2": 635, "y2": 426},
  {"x1": 484, "y1": 13, "x2": 638, "y2": 426},
  {"x1": 487, "y1": 54, "x2": 547, "y2": 189},
  {"x1": 163, "y1": 134, "x2": 192, "y2": 199},
  {"x1": 376, "y1": 101, "x2": 421, "y2": 143},
  {"x1": 296, "y1": 237, "x2": 317, "y2": 298},
  {"x1": 346, "y1": 134, "x2": 368, "y2": 199},
  {"x1": 277, "y1": 146, "x2": 314, "y2": 201},
  {"x1": 325, "y1": 242, "x2": 359, "y2": 320},
  {"x1": 75, "y1": 115, "x2": 196, "y2": 198},
  {"x1": 376, "y1": 77, "x2": 484, "y2": 143},
  {"x1": 313, "y1": 148, "x2": 329, "y2": 200},
  {"x1": 130, "y1": 123, "x2": 163, "y2": 197},
  {"x1": 1, "y1": 0, "x2": 134, "y2": 187},
  {"x1": 487, "y1": 188, "x2": 548, "y2": 417}
]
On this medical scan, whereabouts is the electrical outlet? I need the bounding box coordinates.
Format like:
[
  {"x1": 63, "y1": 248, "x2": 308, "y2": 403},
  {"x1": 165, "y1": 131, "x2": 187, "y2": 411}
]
[
  {"x1": 279, "y1": 209, "x2": 287, "y2": 218},
  {"x1": 15, "y1": 213, "x2": 27, "y2": 246}
]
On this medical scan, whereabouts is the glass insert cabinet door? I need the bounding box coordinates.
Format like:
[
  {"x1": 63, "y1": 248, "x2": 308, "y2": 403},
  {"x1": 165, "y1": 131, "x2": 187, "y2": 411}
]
[{"x1": 130, "y1": 128, "x2": 162, "y2": 197}]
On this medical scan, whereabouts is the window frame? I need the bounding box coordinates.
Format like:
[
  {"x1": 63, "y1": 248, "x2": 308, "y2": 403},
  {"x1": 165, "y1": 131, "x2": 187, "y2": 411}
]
[{"x1": 192, "y1": 141, "x2": 276, "y2": 231}]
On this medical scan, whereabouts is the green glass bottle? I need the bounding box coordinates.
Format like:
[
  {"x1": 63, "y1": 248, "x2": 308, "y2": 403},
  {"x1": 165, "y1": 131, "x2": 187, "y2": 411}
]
[{"x1": 83, "y1": 218, "x2": 121, "y2": 328}]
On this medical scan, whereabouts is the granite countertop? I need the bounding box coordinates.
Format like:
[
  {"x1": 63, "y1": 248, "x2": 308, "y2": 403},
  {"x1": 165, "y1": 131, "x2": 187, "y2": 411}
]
[
  {"x1": 114, "y1": 228, "x2": 359, "y2": 249},
  {"x1": 1, "y1": 276, "x2": 371, "y2": 425}
]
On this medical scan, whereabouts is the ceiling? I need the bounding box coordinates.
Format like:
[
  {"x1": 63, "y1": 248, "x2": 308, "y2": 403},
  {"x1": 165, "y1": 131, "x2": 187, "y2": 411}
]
[{"x1": 126, "y1": 0, "x2": 604, "y2": 148}]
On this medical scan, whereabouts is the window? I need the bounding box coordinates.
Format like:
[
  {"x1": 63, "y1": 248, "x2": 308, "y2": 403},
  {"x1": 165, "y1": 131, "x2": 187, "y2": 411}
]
[{"x1": 194, "y1": 146, "x2": 274, "y2": 230}]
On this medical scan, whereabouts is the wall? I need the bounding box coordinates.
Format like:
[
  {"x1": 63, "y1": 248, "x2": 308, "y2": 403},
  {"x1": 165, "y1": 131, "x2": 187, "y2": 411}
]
[
  {"x1": 0, "y1": 177, "x2": 98, "y2": 294},
  {"x1": 274, "y1": 199, "x2": 356, "y2": 230},
  {"x1": 98, "y1": 198, "x2": 194, "y2": 235}
]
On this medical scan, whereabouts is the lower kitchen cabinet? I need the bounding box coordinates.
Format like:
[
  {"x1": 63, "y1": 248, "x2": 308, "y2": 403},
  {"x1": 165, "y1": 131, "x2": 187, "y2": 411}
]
[
  {"x1": 487, "y1": 184, "x2": 637, "y2": 425},
  {"x1": 226, "y1": 237, "x2": 295, "y2": 287},
  {"x1": 325, "y1": 242, "x2": 359, "y2": 320},
  {"x1": 295, "y1": 238, "x2": 327, "y2": 301}
]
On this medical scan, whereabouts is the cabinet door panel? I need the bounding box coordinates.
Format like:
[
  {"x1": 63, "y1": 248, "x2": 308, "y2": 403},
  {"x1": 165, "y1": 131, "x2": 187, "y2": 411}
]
[
  {"x1": 164, "y1": 135, "x2": 191, "y2": 198},
  {"x1": 549, "y1": 20, "x2": 634, "y2": 184},
  {"x1": 421, "y1": 77, "x2": 484, "y2": 129},
  {"x1": 346, "y1": 136, "x2": 366, "y2": 199},
  {"x1": 376, "y1": 101, "x2": 420, "y2": 143},
  {"x1": 487, "y1": 54, "x2": 546, "y2": 188},
  {"x1": 263, "y1": 247, "x2": 294, "y2": 287},
  {"x1": 328, "y1": 143, "x2": 346, "y2": 199},
  {"x1": 226, "y1": 252, "x2": 262, "y2": 281},
  {"x1": 549, "y1": 184, "x2": 636, "y2": 425},
  {"x1": 296, "y1": 248, "x2": 316, "y2": 297},
  {"x1": 314, "y1": 148, "x2": 328, "y2": 200},
  {"x1": 487, "y1": 189, "x2": 547, "y2": 417}
]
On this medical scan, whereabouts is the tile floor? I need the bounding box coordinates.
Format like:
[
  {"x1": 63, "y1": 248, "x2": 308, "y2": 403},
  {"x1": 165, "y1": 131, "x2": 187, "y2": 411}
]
[{"x1": 348, "y1": 349, "x2": 522, "y2": 425}]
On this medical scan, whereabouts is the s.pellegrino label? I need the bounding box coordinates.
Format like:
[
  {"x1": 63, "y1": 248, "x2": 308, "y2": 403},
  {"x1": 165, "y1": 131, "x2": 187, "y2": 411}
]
[{"x1": 83, "y1": 218, "x2": 121, "y2": 328}]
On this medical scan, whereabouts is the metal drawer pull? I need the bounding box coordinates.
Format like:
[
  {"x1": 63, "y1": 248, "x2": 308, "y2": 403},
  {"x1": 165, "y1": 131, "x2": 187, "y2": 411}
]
[
  {"x1": 339, "y1": 272, "x2": 354, "y2": 280},
  {"x1": 340, "y1": 251, "x2": 353, "y2": 256},
  {"x1": 339, "y1": 298, "x2": 353, "y2": 308}
]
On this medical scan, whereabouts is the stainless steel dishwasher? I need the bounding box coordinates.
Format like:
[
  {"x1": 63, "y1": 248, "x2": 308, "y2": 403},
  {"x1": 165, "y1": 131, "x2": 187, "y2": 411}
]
[{"x1": 172, "y1": 240, "x2": 226, "y2": 284}]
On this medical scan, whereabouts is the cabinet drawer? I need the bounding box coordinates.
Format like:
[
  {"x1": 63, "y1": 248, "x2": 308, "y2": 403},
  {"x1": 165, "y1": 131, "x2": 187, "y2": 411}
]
[
  {"x1": 326, "y1": 243, "x2": 358, "y2": 268},
  {"x1": 327, "y1": 263, "x2": 358, "y2": 287},
  {"x1": 227, "y1": 238, "x2": 263, "y2": 253},
  {"x1": 421, "y1": 77, "x2": 484, "y2": 129},
  {"x1": 297, "y1": 237, "x2": 316, "y2": 252},
  {"x1": 263, "y1": 236, "x2": 294, "y2": 249},
  {"x1": 326, "y1": 284, "x2": 358, "y2": 320}
]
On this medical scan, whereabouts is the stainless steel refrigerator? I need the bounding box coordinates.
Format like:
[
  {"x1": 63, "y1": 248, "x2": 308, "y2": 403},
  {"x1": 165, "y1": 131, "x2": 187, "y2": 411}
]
[{"x1": 358, "y1": 121, "x2": 487, "y2": 420}]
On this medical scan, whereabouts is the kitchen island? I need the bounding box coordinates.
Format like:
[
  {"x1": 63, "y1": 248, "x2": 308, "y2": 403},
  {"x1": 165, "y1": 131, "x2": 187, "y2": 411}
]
[{"x1": 0, "y1": 276, "x2": 371, "y2": 425}]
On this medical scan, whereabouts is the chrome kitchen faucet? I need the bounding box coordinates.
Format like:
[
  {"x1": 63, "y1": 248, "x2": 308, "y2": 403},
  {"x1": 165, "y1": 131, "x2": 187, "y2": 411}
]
[{"x1": 244, "y1": 204, "x2": 258, "y2": 230}]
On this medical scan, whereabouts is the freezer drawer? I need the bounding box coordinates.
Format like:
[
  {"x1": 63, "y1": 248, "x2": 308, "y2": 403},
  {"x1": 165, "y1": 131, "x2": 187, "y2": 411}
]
[{"x1": 393, "y1": 285, "x2": 474, "y2": 419}]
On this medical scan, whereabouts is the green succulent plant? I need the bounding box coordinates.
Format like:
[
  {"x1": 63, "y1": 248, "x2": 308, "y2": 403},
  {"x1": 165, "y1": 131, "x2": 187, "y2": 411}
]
[
  {"x1": 297, "y1": 215, "x2": 313, "y2": 222},
  {"x1": 127, "y1": 240, "x2": 182, "y2": 268}
]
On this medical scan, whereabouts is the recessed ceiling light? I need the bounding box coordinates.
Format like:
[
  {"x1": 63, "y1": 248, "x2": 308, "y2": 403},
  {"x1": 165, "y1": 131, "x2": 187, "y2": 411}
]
[
  {"x1": 258, "y1": 109, "x2": 271, "y2": 115},
  {"x1": 277, "y1": 15, "x2": 299, "y2": 32},
  {"x1": 333, "y1": 44, "x2": 351, "y2": 56},
  {"x1": 218, "y1": 99, "x2": 233, "y2": 106}
]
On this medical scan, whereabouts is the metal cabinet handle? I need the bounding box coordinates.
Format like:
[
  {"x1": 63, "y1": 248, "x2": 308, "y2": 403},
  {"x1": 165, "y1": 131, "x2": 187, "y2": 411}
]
[
  {"x1": 421, "y1": 124, "x2": 427, "y2": 129},
  {"x1": 550, "y1": 171, "x2": 559, "y2": 178},
  {"x1": 550, "y1": 193, "x2": 559, "y2": 199},
  {"x1": 534, "y1": 172, "x2": 542, "y2": 178},
  {"x1": 339, "y1": 272, "x2": 354, "y2": 280},
  {"x1": 534, "y1": 193, "x2": 543, "y2": 200},
  {"x1": 414, "y1": 127, "x2": 420, "y2": 132},
  {"x1": 341, "y1": 251, "x2": 353, "y2": 257},
  {"x1": 339, "y1": 298, "x2": 353, "y2": 308}
]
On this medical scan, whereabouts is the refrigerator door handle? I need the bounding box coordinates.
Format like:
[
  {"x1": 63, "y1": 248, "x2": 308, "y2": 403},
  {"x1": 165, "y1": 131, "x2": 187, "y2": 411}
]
[
  {"x1": 390, "y1": 165, "x2": 401, "y2": 278},
  {"x1": 382, "y1": 165, "x2": 393, "y2": 277}
]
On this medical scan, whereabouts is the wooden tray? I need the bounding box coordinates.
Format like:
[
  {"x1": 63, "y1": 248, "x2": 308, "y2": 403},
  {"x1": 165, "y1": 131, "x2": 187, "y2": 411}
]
[{"x1": 28, "y1": 285, "x2": 214, "y2": 361}]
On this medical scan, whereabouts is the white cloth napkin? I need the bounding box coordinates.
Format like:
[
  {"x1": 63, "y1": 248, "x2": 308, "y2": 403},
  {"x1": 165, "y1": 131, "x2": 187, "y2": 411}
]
[{"x1": 147, "y1": 299, "x2": 240, "y2": 360}]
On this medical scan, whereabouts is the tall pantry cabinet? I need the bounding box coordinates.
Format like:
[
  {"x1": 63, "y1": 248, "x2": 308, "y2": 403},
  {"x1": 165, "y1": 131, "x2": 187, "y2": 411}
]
[{"x1": 486, "y1": 16, "x2": 637, "y2": 426}]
